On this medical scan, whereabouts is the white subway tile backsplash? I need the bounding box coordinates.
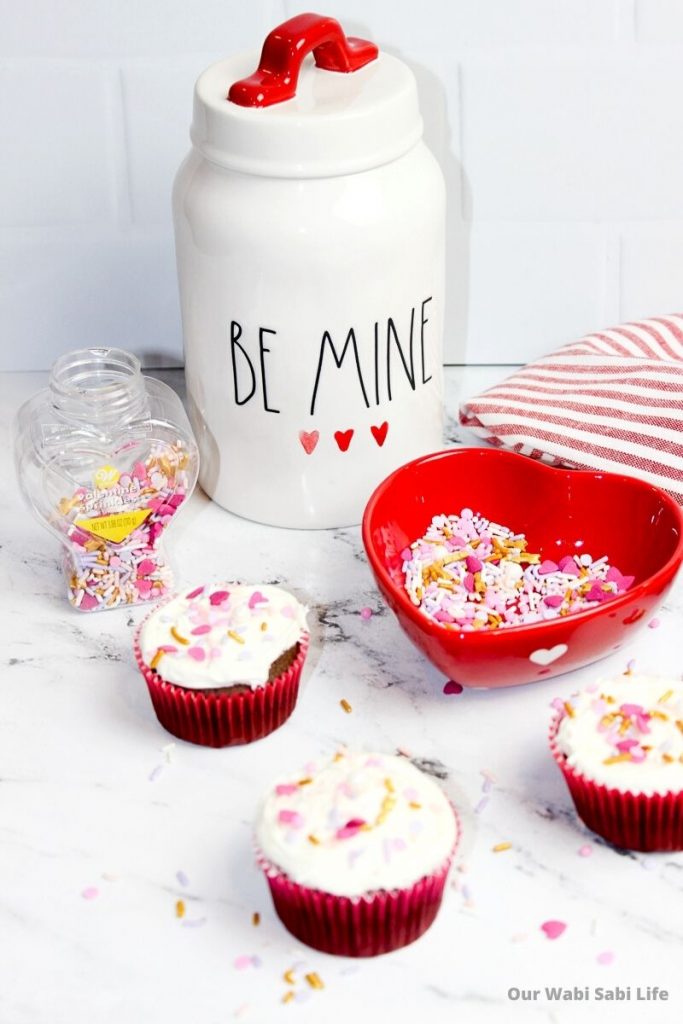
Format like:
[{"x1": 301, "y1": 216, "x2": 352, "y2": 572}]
[
  {"x1": 636, "y1": 0, "x2": 683, "y2": 42},
  {"x1": 448, "y1": 223, "x2": 605, "y2": 364},
  {"x1": 284, "y1": 0, "x2": 615, "y2": 50},
  {"x1": 619, "y1": 225, "x2": 683, "y2": 321},
  {"x1": 0, "y1": 65, "x2": 113, "y2": 226},
  {"x1": 0, "y1": 234, "x2": 182, "y2": 370},
  {"x1": 121, "y1": 58, "x2": 211, "y2": 226},
  {"x1": 460, "y1": 54, "x2": 683, "y2": 221},
  {"x1": 0, "y1": 0, "x2": 286, "y2": 58}
]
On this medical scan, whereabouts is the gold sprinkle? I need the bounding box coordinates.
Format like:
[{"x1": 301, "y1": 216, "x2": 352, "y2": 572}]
[
  {"x1": 282, "y1": 991, "x2": 295, "y2": 1004},
  {"x1": 283, "y1": 969, "x2": 296, "y2": 985},
  {"x1": 603, "y1": 753, "x2": 632, "y2": 765},
  {"x1": 252, "y1": 911, "x2": 260, "y2": 926},
  {"x1": 384, "y1": 777, "x2": 395, "y2": 793},
  {"x1": 333, "y1": 751, "x2": 345, "y2": 762},
  {"x1": 409, "y1": 801, "x2": 422, "y2": 810},
  {"x1": 170, "y1": 626, "x2": 189, "y2": 645},
  {"x1": 662, "y1": 753, "x2": 674, "y2": 764},
  {"x1": 260, "y1": 621, "x2": 268, "y2": 631},
  {"x1": 492, "y1": 841, "x2": 512, "y2": 853},
  {"x1": 227, "y1": 630, "x2": 245, "y2": 644},
  {"x1": 650, "y1": 710, "x2": 669, "y2": 721},
  {"x1": 175, "y1": 899, "x2": 185, "y2": 919},
  {"x1": 563, "y1": 701, "x2": 575, "y2": 718},
  {"x1": 298, "y1": 777, "x2": 313, "y2": 786},
  {"x1": 340, "y1": 699, "x2": 352, "y2": 714},
  {"x1": 659, "y1": 690, "x2": 674, "y2": 704},
  {"x1": 307, "y1": 834, "x2": 320, "y2": 845},
  {"x1": 150, "y1": 648, "x2": 164, "y2": 671},
  {"x1": 305, "y1": 972, "x2": 325, "y2": 991},
  {"x1": 618, "y1": 718, "x2": 631, "y2": 735}
]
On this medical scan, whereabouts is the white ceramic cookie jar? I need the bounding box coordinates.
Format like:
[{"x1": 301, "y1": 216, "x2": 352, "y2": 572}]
[{"x1": 173, "y1": 12, "x2": 445, "y2": 528}]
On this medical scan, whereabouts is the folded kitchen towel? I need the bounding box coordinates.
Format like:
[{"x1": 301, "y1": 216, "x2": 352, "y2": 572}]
[{"x1": 459, "y1": 315, "x2": 683, "y2": 504}]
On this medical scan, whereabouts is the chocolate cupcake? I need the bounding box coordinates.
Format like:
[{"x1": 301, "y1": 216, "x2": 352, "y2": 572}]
[{"x1": 134, "y1": 583, "x2": 308, "y2": 746}]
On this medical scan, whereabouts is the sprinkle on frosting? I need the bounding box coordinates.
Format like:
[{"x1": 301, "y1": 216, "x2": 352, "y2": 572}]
[
  {"x1": 556, "y1": 675, "x2": 683, "y2": 795},
  {"x1": 403, "y1": 510, "x2": 632, "y2": 630},
  {"x1": 139, "y1": 584, "x2": 307, "y2": 689},
  {"x1": 255, "y1": 751, "x2": 458, "y2": 898}
]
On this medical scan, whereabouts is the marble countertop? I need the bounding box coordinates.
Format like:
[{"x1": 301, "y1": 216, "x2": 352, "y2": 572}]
[{"x1": 2, "y1": 366, "x2": 682, "y2": 1024}]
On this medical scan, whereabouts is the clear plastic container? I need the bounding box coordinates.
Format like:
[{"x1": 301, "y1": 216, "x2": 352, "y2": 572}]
[{"x1": 14, "y1": 348, "x2": 199, "y2": 611}]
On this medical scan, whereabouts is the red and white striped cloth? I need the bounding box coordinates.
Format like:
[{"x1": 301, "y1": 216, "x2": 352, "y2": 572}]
[{"x1": 459, "y1": 315, "x2": 683, "y2": 504}]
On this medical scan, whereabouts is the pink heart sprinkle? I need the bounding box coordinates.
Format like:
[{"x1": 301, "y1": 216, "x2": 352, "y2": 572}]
[
  {"x1": 360, "y1": 607, "x2": 373, "y2": 620},
  {"x1": 81, "y1": 886, "x2": 99, "y2": 900},
  {"x1": 463, "y1": 573, "x2": 475, "y2": 593},
  {"x1": 278, "y1": 809, "x2": 304, "y2": 828},
  {"x1": 275, "y1": 783, "x2": 298, "y2": 796},
  {"x1": 191, "y1": 625, "x2": 212, "y2": 635},
  {"x1": 188, "y1": 647, "x2": 206, "y2": 661},
  {"x1": 597, "y1": 951, "x2": 615, "y2": 966},
  {"x1": 465, "y1": 555, "x2": 483, "y2": 573},
  {"x1": 132, "y1": 462, "x2": 147, "y2": 481},
  {"x1": 248, "y1": 591, "x2": 267, "y2": 610},
  {"x1": 136, "y1": 579, "x2": 153, "y2": 594},
  {"x1": 544, "y1": 595, "x2": 564, "y2": 608},
  {"x1": 616, "y1": 738, "x2": 638, "y2": 752},
  {"x1": 336, "y1": 818, "x2": 367, "y2": 840},
  {"x1": 578, "y1": 844, "x2": 593, "y2": 857},
  {"x1": 619, "y1": 575, "x2": 635, "y2": 591},
  {"x1": 538, "y1": 560, "x2": 559, "y2": 575},
  {"x1": 138, "y1": 558, "x2": 156, "y2": 575},
  {"x1": 443, "y1": 680, "x2": 464, "y2": 695},
  {"x1": 541, "y1": 920, "x2": 567, "y2": 940},
  {"x1": 186, "y1": 586, "x2": 205, "y2": 600},
  {"x1": 209, "y1": 590, "x2": 230, "y2": 606},
  {"x1": 80, "y1": 593, "x2": 100, "y2": 610},
  {"x1": 400, "y1": 547, "x2": 412, "y2": 561},
  {"x1": 621, "y1": 703, "x2": 644, "y2": 716}
]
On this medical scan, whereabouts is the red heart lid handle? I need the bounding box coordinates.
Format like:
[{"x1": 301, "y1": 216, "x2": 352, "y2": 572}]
[{"x1": 228, "y1": 12, "x2": 379, "y2": 108}]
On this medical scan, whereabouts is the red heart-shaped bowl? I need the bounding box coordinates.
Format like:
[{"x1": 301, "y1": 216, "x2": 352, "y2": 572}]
[{"x1": 362, "y1": 448, "x2": 683, "y2": 688}]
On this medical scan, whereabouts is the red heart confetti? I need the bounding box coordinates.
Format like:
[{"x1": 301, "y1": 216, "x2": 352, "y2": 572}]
[{"x1": 443, "y1": 680, "x2": 464, "y2": 695}]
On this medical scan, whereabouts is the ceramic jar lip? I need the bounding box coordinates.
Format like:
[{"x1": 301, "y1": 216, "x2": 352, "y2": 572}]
[
  {"x1": 49, "y1": 347, "x2": 149, "y2": 425},
  {"x1": 190, "y1": 51, "x2": 423, "y2": 179}
]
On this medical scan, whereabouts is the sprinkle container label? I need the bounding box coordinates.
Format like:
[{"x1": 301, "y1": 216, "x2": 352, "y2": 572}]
[{"x1": 74, "y1": 508, "x2": 152, "y2": 543}]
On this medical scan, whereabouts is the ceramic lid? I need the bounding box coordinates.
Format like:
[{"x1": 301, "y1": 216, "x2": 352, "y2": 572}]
[{"x1": 190, "y1": 13, "x2": 422, "y2": 178}]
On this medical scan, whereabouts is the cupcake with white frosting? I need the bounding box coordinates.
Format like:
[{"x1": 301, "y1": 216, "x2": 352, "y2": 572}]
[
  {"x1": 550, "y1": 674, "x2": 683, "y2": 851},
  {"x1": 134, "y1": 583, "x2": 308, "y2": 746},
  {"x1": 255, "y1": 750, "x2": 459, "y2": 956}
]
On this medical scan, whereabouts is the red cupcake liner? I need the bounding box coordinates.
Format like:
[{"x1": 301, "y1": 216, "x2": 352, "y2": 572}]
[
  {"x1": 134, "y1": 623, "x2": 308, "y2": 748},
  {"x1": 256, "y1": 812, "x2": 459, "y2": 957},
  {"x1": 549, "y1": 712, "x2": 683, "y2": 852}
]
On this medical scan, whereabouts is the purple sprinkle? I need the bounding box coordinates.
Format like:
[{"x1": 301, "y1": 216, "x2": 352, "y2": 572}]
[
  {"x1": 627, "y1": 658, "x2": 636, "y2": 671},
  {"x1": 182, "y1": 917, "x2": 207, "y2": 928},
  {"x1": 461, "y1": 884, "x2": 472, "y2": 901},
  {"x1": 482, "y1": 777, "x2": 493, "y2": 794},
  {"x1": 474, "y1": 796, "x2": 489, "y2": 814},
  {"x1": 176, "y1": 870, "x2": 190, "y2": 887},
  {"x1": 148, "y1": 764, "x2": 163, "y2": 782},
  {"x1": 648, "y1": 618, "x2": 660, "y2": 630},
  {"x1": 250, "y1": 955, "x2": 262, "y2": 968}
]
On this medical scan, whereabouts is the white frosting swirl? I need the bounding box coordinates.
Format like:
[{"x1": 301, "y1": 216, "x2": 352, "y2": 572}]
[
  {"x1": 556, "y1": 675, "x2": 683, "y2": 796},
  {"x1": 255, "y1": 751, "x2": 458, "y2": 897},
  {"x1": 139, "y1": 583, "x2": 307, "y2": 689}
]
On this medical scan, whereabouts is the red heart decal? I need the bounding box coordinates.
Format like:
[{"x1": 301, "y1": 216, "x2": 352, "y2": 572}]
[
  {"x1": 299, "y1": 430, "x2": 319, "y2": 455},
  {"x1": 371, "y1": 421, "x2": 389, "y2": 447},
  {"x1": 334, "y1": 429, "x2": 354, "y2": 452}
]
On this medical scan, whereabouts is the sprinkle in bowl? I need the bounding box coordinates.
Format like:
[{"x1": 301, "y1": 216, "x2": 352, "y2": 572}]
[{"x1": 362, "y1": 448, "x2": 683, "y2": 688}]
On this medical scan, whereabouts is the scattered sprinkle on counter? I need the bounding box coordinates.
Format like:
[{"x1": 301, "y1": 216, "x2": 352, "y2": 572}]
[
  {"x1": 251, "y1": 911, "x2": 260, "y2": 926},
  {"x1": 492, "y1": 841, "x2": 512, "y2": 853},
  {"x1": 359, "y1": 606, "x2": 373, "y2": 620},
  {"x1": 305, "y1": 972, "x2": 325, "y2": 990},
  {"x1": 340, "y1": 698, "x2": 352, "y2": 714},
  {"x1": 541, "y1": 920, "x2": 567, "y2": 940},
  {"x1": 175, "y1": 899, "x2": 185, "y2": 918},
  {"x1": 81, "y1": 886, "x2": 99, "y2": 900}
]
